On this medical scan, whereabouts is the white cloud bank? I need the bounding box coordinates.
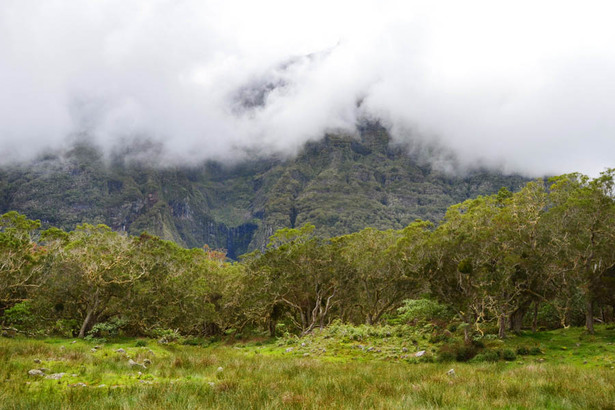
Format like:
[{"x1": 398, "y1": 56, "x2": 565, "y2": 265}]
[{"x1": 1, "y1": 0, "x2": 615, "y2": 176}]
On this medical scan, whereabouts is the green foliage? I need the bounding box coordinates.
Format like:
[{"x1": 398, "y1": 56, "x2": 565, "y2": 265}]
[
  {"x1": 2, "y1": 301, "x2": 35, "y2": 330},
  {"x1": 86, "y1": 317, "x2": 128, "y2": 338},
  {"x1": 397, "y1": 299, "x2": 453, "y2": 324},
  {"x1": 501, "y1": 349, "x2": 517, "y2": 361}
]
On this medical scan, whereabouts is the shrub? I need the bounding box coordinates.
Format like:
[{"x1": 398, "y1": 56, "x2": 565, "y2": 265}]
[
  {"x1": 529, "y1": 347, "x2": 542, "y2": 355},
  {"x1": 397, "y1": 299, "x2": 454, "y2": 324},
  {"x1": 86, "y1": 317, "x2": 128, "y2": 339},
  {"x1": 516, "y1": 346, "x2": 530, "y2": 355},
  {"x1": 483, "y1": 350, "x2": 501, "y2": 362},
  {"x1": 472, "y1": 350, "x2": 499, "y2": 363},
  {"x1": 501, "y1": 349, "x2": 517, "y2": 361},
  {"x1": 135, "y1": 340, "x2": 147, "y2": 347},
  {"x1": 2, "y1": 302, "x2": 36, "y2": 331},
  {"x1": 456, "y1": 345, "x2": 478, "y2": 362}
]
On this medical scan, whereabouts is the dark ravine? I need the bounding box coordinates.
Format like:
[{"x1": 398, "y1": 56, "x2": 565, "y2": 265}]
[{"x1": 0, "y1": 124, "x2": 529, "y2": 257}]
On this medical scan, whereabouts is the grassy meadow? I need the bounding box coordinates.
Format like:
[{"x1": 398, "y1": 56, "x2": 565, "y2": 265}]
[{"x1": 2, "y1": 325, "x2": 615, "y2": 409}]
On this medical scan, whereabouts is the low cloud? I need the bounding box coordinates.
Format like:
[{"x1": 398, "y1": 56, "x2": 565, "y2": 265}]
[{"x1": 1, "y1": 0, "x2": 615, "y2": 176}]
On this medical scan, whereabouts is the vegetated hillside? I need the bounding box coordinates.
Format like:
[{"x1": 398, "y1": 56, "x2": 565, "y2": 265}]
[{"x1": 0, "y1": 124, "x2": 528, "y2": 257}]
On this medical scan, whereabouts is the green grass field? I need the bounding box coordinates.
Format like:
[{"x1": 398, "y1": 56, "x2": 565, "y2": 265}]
[{"x1": 2, "y1": 326, "x2": 615, "y2": 409}]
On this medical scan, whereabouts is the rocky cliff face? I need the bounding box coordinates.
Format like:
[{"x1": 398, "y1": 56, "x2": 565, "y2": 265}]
[{"x1": 0, "y1": 125, "x2": 528, "y2": 257}]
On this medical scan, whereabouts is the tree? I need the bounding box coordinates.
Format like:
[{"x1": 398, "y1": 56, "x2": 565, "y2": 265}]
[
  {"x1": 545, "y1": 170, "x2": 615, "y2": 334},
  {"x1": 49, "y1": 224, "x2": 147, "y2": 338},
  {"x1": 0, "y1": 212, "x2": 45, "y2": 312}
]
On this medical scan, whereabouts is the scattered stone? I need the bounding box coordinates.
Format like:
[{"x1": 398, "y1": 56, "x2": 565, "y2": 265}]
[
  {"x1": 115, "y1": 348, "x2": 126, "y2": 354},
  {"x1": 98, "y1": 384, "x2": 106, "y2": 388},
  {"x1": 143, "y1": 359, "x2": 152, "y2": 365},
  {"x1": 285, "y1": 347, "x2": 293, "y2": 353},
  {"x1": 71, "y1": 374, "x2": 78, "y2": 377},
  {"x1": 91, "y1": 349, "x2": 97, "y2": 353},
  {"x1": 139, "y1": 380, "x2": 153, "y2": 384},
  {"x1": 415, "y1": 350, "x2": 426, "y2": 358},
  {"x1": 137, "y1": 372, "x2": 143, "y2": 377},
  {"x1": 208, "y1": 382, "x2": 215, "y2": 387},
  {"x1": 33, "y1": 359, "x2": 41, "y2": 364},
  {"x1": 45, "y1": 373, "x2": 66, "y2": 380},
  {"x1": 94, "y1": 345, "x2": 101, "y2": 349},
  {"x1": 576, "y1": 343, "x2": 581, "y2": 347},
  {"x1": 303, "y1": 353, "x2": 310, "y2": 357},
  {"x1": 60, "y1": 346, "x2": 65, "y2": 351},
  {"x1": 447, "y1": 369, "x2": 455, "y2": 377},
  {"x1": 128, "y1": 359, "x2": 146, "y2": 369},
  {"x1": 321, "y1": 348, "x2": 326, "y2": 353},
  {"x1": 71, "y1": 340, "x2": 77, "y2": 344},
  {"x1": 70, "y1": 382, "x2": 87, "y2": 388},
  {"x1": 28, "y1": 369, "x2": 44, "y2": 377},
  {"x1": 402, "y1": 347, "x2": 409, "y2": 353},
  {"x1": 301, "y1": 342, "x2": 306, "y2": 347},
  {"x1": 367, "y1": 347, "x2": 375, "y2": 352},
  {"x1": 537, "y1": 358, "x2": 545, "y2": 363},
  {"x1": 217, "y1": 367, "x2": 224, "y2": 372}
]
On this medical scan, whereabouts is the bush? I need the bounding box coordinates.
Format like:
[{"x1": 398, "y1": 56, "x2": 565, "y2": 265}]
[
  {"x1": 456, "y1": 345, "x2": 478, "y2": 362},
  {"x1": 2, "y1": 302, "x2": 36, "y2": 331},
  {"x1": 86, "y1": 317, "x2": 128, "y2": 339},
  {"x1": 529, "y1": 347, "x2": 542, "y2": 355},
  {"x1": 397, "y1": 299, "x2": 454, "y2": 324},
  {"x1": 501, "y1": 349, "x2": 516, "y2": 361},
  {"x1": 135, "y1": 340, "x2": 147, "y2": 347},
  {"x1": 516, "y1": 346, "x2": 530, "y2": 355},
  {"x1": 472, "y1": 350, "x2": 500, "y2": 363}
]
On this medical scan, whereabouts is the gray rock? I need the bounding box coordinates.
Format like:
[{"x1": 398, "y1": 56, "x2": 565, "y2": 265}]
[
  {"x1": 70, "y1": 382, "x2": 87, "y2": 387},
  {"x1": 285, "y1": 347, "x2": 293, "y2": 353},
  {"x1": 217, "y1": 366, "x2": 224, "y2": 372},
  {"x1": 415, "y1": 350, "x2": 426, "y2": 357},
  {"x1": 33, "y1": 359, "x2": 41, "y2": 364},
  {"x1": 143, "y1": 359, "x2": 151, "y2": 365},
  {"x1": 402, "y1": 347, "x2": 409, "y2": 353},
  {"x1": 447, "y1": 368, "x2": 455, "y2": 377},
  {"x1": 28, "y1": 369, "x2": 45, "y2": 377},
  {"x1": 128, "y1": 359, "x2": 146, "y2": 369},
  {"x1": 303, "y1": 353, "x2": 310, "y2": 357},
  {"x1": 45, "y1": 373, "x2": 66, "y2": 380},
  {"x1": 301, "y1": 342, "x2": 306, "y2": 347},
  {"x1": 115, "y1": 348, "x2": 126, "y2": 354},
  {"x1": 71, "y1": 340, "x2": 77, "y2": 344}
]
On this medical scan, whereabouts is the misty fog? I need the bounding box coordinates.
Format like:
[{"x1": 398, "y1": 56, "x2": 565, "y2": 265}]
[{"x1": 1, "y1": 0, "x2": 614, "y2": 176}]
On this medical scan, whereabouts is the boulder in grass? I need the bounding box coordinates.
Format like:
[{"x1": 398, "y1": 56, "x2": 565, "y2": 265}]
[
  {"x1": 128, "y1": 359, "x2": 146, "y2": 369},
  {"x1": 115, "y1": 348, "x2": 126, "y2": 354},
  {"x1": 45, "y1": 373, "x2": 66, "y2": 380},
  {"x1": 447, "y1": 368, "x2": 455, "y2": 377},
  {"x1": 28, "y1": 369, "x2": 45, "y2": 377},
  {"x1": 415, "y1": 350, "x2": 426, "y2": 358}
]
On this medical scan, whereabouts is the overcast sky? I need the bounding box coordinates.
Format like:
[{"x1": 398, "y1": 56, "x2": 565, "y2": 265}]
[{"x1": 1, "y1": 0, "x2": 614, "y2": 176}]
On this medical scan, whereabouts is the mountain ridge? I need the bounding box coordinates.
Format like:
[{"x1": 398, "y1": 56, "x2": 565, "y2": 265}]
[{"x1": 0, "y1": 124, "x2": 529, "y2": 258}]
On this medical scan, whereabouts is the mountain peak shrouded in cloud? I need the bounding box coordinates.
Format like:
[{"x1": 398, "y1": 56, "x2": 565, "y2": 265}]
[{"x1": 1, "y1": 0, "x2": 615, "y2": 176}]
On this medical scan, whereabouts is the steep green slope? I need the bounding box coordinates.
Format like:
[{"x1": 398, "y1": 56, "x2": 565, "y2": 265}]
[{"x1": 0, "y1": 125, "x2": 528, "y2": 257}]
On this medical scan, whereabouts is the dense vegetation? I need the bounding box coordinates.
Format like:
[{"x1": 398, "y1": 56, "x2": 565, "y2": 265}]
[
  {"x1": 2, "y1": 326, "x2": 615, "y2": 409},
  {"x1": 0, "y1": 124, "x2": 527, "y2": 257},
  {"x1": 2, "y1": 170, "x2": 614, "y2": 343}
]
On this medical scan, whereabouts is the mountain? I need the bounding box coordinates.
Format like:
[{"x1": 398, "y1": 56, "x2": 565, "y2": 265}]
[{"x1": 0, "y1": 124, "x2": 528, "y2": 258}]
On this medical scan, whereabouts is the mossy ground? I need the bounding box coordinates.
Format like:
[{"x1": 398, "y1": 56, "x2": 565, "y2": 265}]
[{"x1": 2, "y1": 326, "x2": 615, "y2": 409}]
